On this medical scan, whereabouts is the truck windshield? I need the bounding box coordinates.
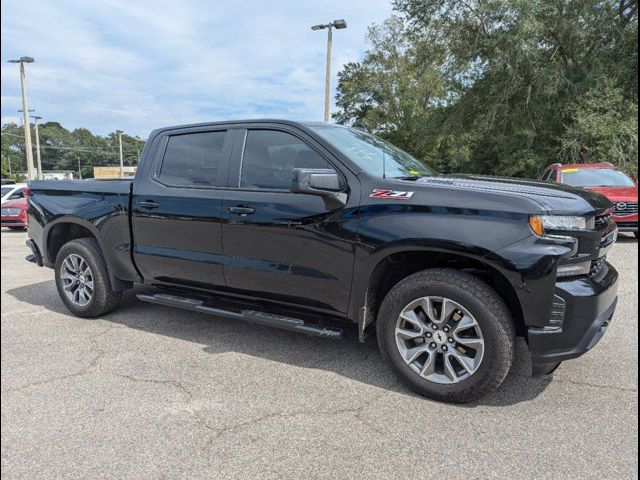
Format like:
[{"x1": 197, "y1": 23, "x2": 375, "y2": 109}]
[
  {"x1": 311, "y1": 126, "x2": 435, "y2": 179},
  {"x1": 562, "y1": 168, "x2": 636, "y2": 187}
]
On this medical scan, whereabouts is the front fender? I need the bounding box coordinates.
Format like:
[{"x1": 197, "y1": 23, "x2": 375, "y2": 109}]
[{"x1": 348, "y1": 205, "x2": 573, "y2": 329}]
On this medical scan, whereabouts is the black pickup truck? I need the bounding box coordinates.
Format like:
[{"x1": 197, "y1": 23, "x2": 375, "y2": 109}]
[{"x1": 25, "y1": 120, "x2": 619, "y2": 403}]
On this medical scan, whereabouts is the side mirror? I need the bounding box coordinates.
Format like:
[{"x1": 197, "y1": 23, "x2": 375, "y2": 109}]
[{"x1": 290, "y1": 168, "x2": 343, "y2": 195}]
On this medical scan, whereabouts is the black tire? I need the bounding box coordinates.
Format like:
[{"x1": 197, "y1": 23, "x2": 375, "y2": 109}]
[
  {"x1": 9, "y1": 227, "x2": 26, "y2": 231},
  {"x1": 377, "y1": 268, "x2": 515, "y2": 403},
  {"x1": 54, "y1": 238, "x2": 122, "y2": 317}
]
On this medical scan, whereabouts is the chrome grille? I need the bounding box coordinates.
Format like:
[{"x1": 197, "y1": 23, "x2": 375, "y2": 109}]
[
  {"x1": 614, "y1": 201, "x2": 638, "y2": 216},
  {"x1": 1, "y1": 208, "x2": 21, "y2": 216},
  {"x1": 594, "y1": 213, "x2": 612, "y2": 230}
]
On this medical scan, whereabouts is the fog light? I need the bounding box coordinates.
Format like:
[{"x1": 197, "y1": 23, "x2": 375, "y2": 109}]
[{"x1": 557, "y1": 261, "x2": 591, "y2": 277}]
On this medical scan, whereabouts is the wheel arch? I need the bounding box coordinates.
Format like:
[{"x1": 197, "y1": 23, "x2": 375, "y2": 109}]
[
  {"x1": 354, "y1": 248, "x2": 525, "y2": 341},
  {"x1": 44, "y1": 217, "x2": 132, "y2": 291}
]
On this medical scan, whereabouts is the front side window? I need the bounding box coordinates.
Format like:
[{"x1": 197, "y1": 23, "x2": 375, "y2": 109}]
[
  {"x1": 311, "y1": 126, "x2": 435, "y2": 179},
  {"x1": 159, "y1": 131, "x2": 227, "y2": 187},
  {"x1": 240, "y1": 130, "x2": 331, "y2": 190},
  {"x1": 561, "y1": 168, "x2": 635, "y2": 187}
]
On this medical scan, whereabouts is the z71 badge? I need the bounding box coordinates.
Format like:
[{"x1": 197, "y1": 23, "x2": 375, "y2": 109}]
[{"x1": 369, "y1": 189, "x2": 414, "y2": 200}]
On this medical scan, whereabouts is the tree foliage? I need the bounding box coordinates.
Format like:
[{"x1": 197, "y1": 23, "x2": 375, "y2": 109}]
[
  {"x1": 1, "y1": 122, "x2": 145, "y2": 179},
  {"x1": 334, "y1": 0, "x2": 638, "y2": 178}
]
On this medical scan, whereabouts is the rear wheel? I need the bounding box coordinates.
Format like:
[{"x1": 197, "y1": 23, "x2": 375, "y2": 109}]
[
  {"x1": 377, "y1": 268, "x2": 515, "y2": 403},
  {"x1": 54, "y1": 238, "x2": 122, "y2": 317}
]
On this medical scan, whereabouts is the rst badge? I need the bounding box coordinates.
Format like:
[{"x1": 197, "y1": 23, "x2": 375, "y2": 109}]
[{"x1": 370, "y1": 189, "x2": 414, "y2": 200}]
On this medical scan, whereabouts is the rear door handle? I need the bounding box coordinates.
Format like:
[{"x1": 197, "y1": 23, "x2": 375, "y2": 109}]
[
  {"x1": 139, "y1": 200, "x2": 160, "y2": 209},
  {"x1": 226, "y1": 205, "x2": 256, "y2": 216}
]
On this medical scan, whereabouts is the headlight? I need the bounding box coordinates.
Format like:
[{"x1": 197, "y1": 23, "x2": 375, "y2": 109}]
[{"x1": 529, "y1": 215, "x2": 588, "y2": 236}]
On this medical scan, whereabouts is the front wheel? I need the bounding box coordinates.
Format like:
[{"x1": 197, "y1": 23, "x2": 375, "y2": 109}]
[
  {"x1": 377, "y1": 269, "x2": 515, "y2": 403},
  {"x1": 54, "y1": 238, "x2": 122, "y2": 317}
]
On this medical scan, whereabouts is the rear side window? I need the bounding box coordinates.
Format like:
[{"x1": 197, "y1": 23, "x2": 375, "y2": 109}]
[
  {"x1": 159, "y1": 131, "x2": 227, "y2": 187},
  {"x1": 240, "y1": 130, "x2": 331, "y2": 190},
  {"x1": 541, "y1": 169, "x2": 555, "y2": 182}
]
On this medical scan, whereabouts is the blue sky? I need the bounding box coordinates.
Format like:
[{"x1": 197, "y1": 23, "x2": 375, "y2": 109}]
[{"x1": 1, "y1": 0, "x2": 393, "y2": 138}]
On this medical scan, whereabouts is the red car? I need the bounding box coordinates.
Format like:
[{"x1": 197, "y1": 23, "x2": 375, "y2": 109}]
[
  {"x1": 539, "y1": 162, "x2": 638, "y2": 238},
  {"x1": 1, "y1": 197, "x2": 28, "y2": 230}
]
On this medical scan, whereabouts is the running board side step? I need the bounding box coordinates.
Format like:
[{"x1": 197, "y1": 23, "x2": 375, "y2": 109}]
[{"x1": 136, "y1": 293, "x2": 343, "y2": 340}]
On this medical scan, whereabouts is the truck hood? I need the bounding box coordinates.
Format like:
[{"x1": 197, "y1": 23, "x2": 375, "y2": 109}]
[{"x1": 410, "y1": 174, "x2": 613, "y2": 215}]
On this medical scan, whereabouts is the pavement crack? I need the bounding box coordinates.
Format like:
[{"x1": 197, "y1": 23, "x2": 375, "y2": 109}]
[
  {"x1": 1, "y1": 324, "x2": 117, "y2": 394},
  {"x1": 102, "y1": 371, "x2": 218, "y2": 434},
  {"x1": 552, "y1": 377, "x2": 637, "y2": 393},
  {"x1": 1, "y1": 370, "x2": 94, "y2": 394},
  {"x1": 511, "y1": 372, "x2": 638, "y2": 393},
  {"x1": 211, "y1": 406, "x2": 363, "y2": 439}
]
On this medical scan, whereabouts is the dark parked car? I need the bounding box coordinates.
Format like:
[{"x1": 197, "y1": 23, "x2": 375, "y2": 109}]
[{"x1": 25, "y1": 120, "x2": 619, "y2": 403}]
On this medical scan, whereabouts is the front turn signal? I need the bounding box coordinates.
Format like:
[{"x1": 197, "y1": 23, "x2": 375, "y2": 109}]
[{"x1": 529, "y1": 215, "x2": 544, "y2": 237}]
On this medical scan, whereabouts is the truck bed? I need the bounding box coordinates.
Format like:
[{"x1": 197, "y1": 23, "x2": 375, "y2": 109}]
[
  {"x1": 27, "y1": 179, "x2": 138, "y2": 284},
  {"x1": 28, "y1": 179, "x2": 133, "y2": 195}
]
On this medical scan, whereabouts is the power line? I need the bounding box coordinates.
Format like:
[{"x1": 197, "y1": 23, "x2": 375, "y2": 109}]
[{"x1": 1, "y1": 132, "x2": 141, "y2": 156}]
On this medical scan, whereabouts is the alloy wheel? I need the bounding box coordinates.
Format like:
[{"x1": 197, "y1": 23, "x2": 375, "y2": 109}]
[
  {"x1": 60, "y1": 254, "x2": 94, "y2": 306},
  {"x1": 394, "y1": 296, "x2": 485, "y2": 384}
]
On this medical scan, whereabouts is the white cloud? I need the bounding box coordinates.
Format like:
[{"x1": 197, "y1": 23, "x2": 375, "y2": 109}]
[{"x1": 1, "y1": 0, "x2": 392, "y2": 137}]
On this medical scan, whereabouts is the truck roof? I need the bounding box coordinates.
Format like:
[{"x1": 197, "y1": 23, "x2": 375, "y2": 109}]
[{"x1": 149, "y1": 119, "x2": 345, "y2": 137}]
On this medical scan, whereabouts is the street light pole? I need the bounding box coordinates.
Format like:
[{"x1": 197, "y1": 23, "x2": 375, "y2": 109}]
[
  {"x1": 8, "y1": 57, "x2": 36, "y2": 180},
  {"x1": 311, "y1": 20, "x2": 347, "y2": 123},
  {"x1": 31, "y1": 115, "x2": 43, "y2": 180},
  {"x1": 324, "y1": 27, "x2": 333, "y2": 123},
  {"x1": 116, "y1": 130, "x2": 124, "y2": 178}
]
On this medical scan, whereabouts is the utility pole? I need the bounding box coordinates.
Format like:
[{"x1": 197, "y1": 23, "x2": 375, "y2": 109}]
[
  {"x1": 116, "y1": 130, "x2": 124, "y2": 178},
  {"x1": 311, "y1": 20, "x2": 347, "y2": 123},
  {"x1": 78, "y1": 158, "x2": 82, "y2": 180},
  {"x1": 31, "y1": 115, "x2": 43, "y2": 180},
  {"x1": 8, "y1": 57, "x2": 36, "y2": 179},
  {"x1": 18, "y1": 108, "x2": 34, "y2": 126}
]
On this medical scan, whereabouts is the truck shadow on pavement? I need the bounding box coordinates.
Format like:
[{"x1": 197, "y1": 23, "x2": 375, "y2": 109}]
[{"x1": 7, "y1": 280, "x2": 553, "y2": 407}]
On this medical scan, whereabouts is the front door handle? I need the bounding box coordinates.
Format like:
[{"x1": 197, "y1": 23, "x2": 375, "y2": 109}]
[
  {"x1": 139, "y1": 200, "x2": 160, "y2": 209},
  {"x1": 226, "y1": 205, "x2": 256, "y2": 216}
]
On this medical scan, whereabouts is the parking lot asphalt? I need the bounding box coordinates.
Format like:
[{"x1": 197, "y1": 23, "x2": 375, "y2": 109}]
[{"x1": 1, "y1": 229, "x2": 638, "y2": 479}]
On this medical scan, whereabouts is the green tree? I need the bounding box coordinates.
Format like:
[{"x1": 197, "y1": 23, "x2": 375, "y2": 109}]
[
  {"x1": 1, "y1": 122, "x2": 145, "y2": 179},
  {"x1": 334, "y1": 0, "x2": 639, "y2": 178}
]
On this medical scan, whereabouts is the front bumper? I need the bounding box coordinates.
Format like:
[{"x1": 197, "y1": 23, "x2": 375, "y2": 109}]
[
  {"x1": 614, "y1": 221, "x2": 637, "y2": 233},
  {"x1": 527, "y1": 262, "x2": 619, "y2": 375},
  {"x1": 613, "y1": 212, "x2": 638, "y2": 232},
  {"x1": 1, "y1": 218, "x2": 28, "y2": 228}
]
